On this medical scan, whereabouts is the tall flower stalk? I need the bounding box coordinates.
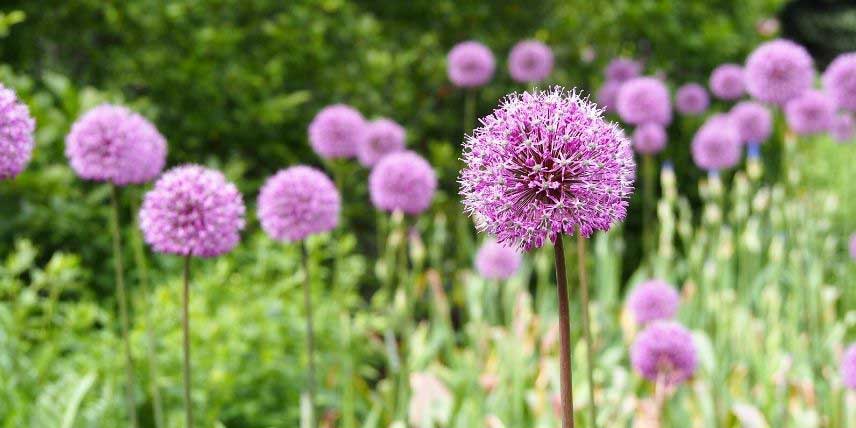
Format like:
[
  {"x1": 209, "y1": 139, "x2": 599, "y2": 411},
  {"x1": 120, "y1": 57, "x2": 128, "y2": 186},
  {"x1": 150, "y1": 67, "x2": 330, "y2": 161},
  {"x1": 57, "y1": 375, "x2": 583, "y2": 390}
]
[
  {"x1": 181, "y1": 255, "x2": 193, "y2": 428},
  {"x1": 300, "y1": 243, "x2": 317, "y2": 426},
  {"x1": 552, "y1": 237, "x2": 575, "y2": 427},
  {"x1": 576, "y1": 233, "x2": 596, "y2": 425}
]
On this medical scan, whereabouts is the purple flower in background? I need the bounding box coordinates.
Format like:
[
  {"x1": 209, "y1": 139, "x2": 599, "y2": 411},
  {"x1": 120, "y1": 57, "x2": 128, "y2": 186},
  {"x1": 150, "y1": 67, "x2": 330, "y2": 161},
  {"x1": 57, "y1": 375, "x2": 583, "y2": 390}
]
[
  {"x1": 605, "y1": 57, "x2": 642, "y2": 82},
  {"x1": 460, "y1": 87, "x2": 635, "y2": 250},
  {"x1": 850, "y1": 234, "x2": 856, "y2": 260},
  {"x1": 831, "y1": 113, "x2": 854, "y2": 143},
  {"x1": 729, "y1": 101, "x2": 773, "y2": 144},
  {"x1": 65, "y1": 104, "x2": 167, "y2": 186},
  {"x1": 357, "y1": 118, "x2": 406, "y2": 167},
  {"x1": 709, "y1": 64, "x2": 745, "y2": 100},
  {"x1": 257, "y1": 166, "x2": 340, "y2": 242},
  {"x1": 785, "y1": 90, "x2": 835, "y2": 135},
  {"x1": 631, "y1": 321, "x2": 698, "y2": 386},
  {"x1": 843, "y1": 343, "x2": 856, "y2": 390},
  {"x1": 308, "y1": 104, "x2": 366, "y2": 160},
  {"x1": 475, "y1": 239, "x2": 522, "y2": 280},
  {"x1": 0, "y1": 84, "x2": 35, "y2": 180},
  {"x1": 139, "y1": 165, "x2": 245, "y2": 258},
  {"x1": 823, "y1": 53, "x2": 856, "y2": 112},
  {"x1": 675, "y1": 83, "x2": 709, "y2": 115},
  {"x1": 626, "y1": 279, "x2": 680, "y2": 324},
  {"x1": 369, "y1": 150, "x2": 437, "y2": 215},
  {"x1": 508, "y1": 40, "x2": 554, "y2": 83},
  {"x1": 745, "y1": 39, "x2": 814, "y2": 105},
  {"x1": 617, "y1": 77, "x2": 672, "y2": 126},
  {"x1": 447, "y1": 41, "x2": 496, "y2": 88},
  {"x1": 597, "y1": 80, "x2": 622, "y2": 113},
  {"x1": 632, "y1": 123, "x2": 667, "y2": 155},
  {"x1": 691, "y1": 114, "x2": 741, "y2": 172}
]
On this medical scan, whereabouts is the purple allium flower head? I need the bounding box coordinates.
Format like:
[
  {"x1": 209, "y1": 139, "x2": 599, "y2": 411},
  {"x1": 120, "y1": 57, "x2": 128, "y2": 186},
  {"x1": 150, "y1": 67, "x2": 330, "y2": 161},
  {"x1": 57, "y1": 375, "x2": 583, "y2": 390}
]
[
  {"x1": 139, "y1": 165, "x2": 245, "y2": 258},
  {"x1": 257, "y1": 166, "x2": 340, "y2": 242},
  {"x1": 617, "y1": 77, "x2": 672, "y2": 126},
  {"x1": 823, "y1": 53, "x2": 856, "y2": 112},
  {"x1": 675, "y1": 83, "x2": 710, "y2": 115},
  {"x1": 631, "y1": 321, "x2": 698, "y2": 386},
  {"x1": 447, "y1": 41, "x2": 496, "y2": 88},
  {"x1": 605, "y1": 57, "x2": 642, "y2": 82},
  {"x1": 65, "y1": 104, "x2": 167, "y2": 186},
  {"x1": 843, "y1": 343, "x2": 856, "y2": 390},
  {"x1": 632, "y1": 123, "x2": 667, "y2": 155},
  {"x1": 626, "y1": 279, "x2": 680, "y2": 324},
  {"x1": 308, "y1": 104, "x2": 366, "y2": 160},
  {"x1": 357, "y1": 118, "x2": 406, "y2": 167},
  {"x1": 691, "y1": 114, "x2": 741, "y2": 172},
  {"x1": 474, "y1": 238, "x2": 522, "y2": 280},
  {"x1": 0, "y1": 84, "x2": 35, "y2": 180},
  {"x1": 460, "y1": 87, "x2": 636, "y2": 251},
  {"x1": 508, "y1": 40, "x2": 554, "y2": 83},
  {"x1": 745, "y1": 39, "x2": 815, "y2": 105},
  {"x1": 850, "y1": 233, "x2": 856, "y2": 260},
  {"x1": 709, "y1": 64, "x2": 745, "y2": 100},
  {"x1": 785, "y1": 90, "x2": 835, "y2": 135},
  {"x1": 369, "y1": 150, "x2": 437, "y2": 215},
  {"x1": 729, "y1": 101, "x2": 773, "y2": 144},
  {"x1": 831, "y1": 113, "x2": 854, "y2": 143},
  {"x1": 597, "y1": 80, "x2": 622, "y2": 113}
]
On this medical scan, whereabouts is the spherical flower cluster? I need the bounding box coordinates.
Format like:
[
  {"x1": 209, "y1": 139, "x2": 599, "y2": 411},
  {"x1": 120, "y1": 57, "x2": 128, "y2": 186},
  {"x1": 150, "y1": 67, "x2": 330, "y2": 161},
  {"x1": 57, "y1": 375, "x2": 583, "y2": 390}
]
[
  {"x1": 729, "y1": 101, "x2": 773, "y2": 144},
  {"x1": 709, "y1": 64, "x2": 745, "y2": 100},
  {"x1": 475, "y1": 239, "x2": 522, "y2": 280},
  {"x1": 65, "y1": 104, "x2": 167, "y2": 185},
  {"x1": 507, "y1": 40, "x2": 554, "y2": 83},
  {"x1": 460, "y1": 87, "x2": 636, "y2": 250},
  {"x1": 0, "y1": 84, "x2": 35, "y2": 180},
  {"x1": 617, "y1": 77, "x2": 672, "y2": 126},
  {"x1": 823, "y1": 53, "x2": 856, "y2": 112},
  {"x1": 842, "y1": 343, "x2": 856, "y2": 390},
  {"x1": 447, "y1": 41, "x2": 496, "y2": 88},
  {"x1": 675, "y1": 83, "x2": 709, "y2": 115},
  {"x1": 632, "y1": 123, "x2": 667, "y2": 155},
  {"x1": 357, "y1": 118, "x2": 406, "y2": 167},
  {"x1": 785, "y1": 90, "x2": 835, "y2": 135},
  {"x1": 631, "y1": 321, "x2": 698, "y2": 386},
  {"x1": 139, "y1": 165, "x2": 245, "y2": 258},
  {"x1": 831, "y1": 113, "x2": 854, "y2": 143},
  {"x1": 597, "y1": 80, "x2": 622, "y2": 113},
  {"x1": 626, "y1": 279, "x2": 680, "y2": 324},
  {"x1": 605, "y1": 58, "x2": 642, "y2": 82},
  {"x1": 369, "y1": 151, "x2": 437, "y2": 215},
  {"x1": 308, "y1": 104, "x2": 366, "y2": 159},
  {"x1": 257, "y1": 166, "x2": 340, "y2": 242},
  {"x1": 745, "y1": 39, "x2": 814, "y2": 105},
  {"x1": 691, "y1": 114, "x2": 741, "y2": 172}
]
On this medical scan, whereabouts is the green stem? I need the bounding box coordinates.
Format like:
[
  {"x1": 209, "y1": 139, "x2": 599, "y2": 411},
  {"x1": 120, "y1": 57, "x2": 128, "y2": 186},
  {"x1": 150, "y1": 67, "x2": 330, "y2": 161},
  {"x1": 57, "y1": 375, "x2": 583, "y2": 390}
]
[
  {"x1": 642, "y1": 154, "x2": 655, "y2": 266},
  {"x1": 576, "y1": 234, "x2": 596, "y2": 425},
  {"x1": 182, "y1": 255, "x2": 194, "y2": 428},
  {"x1": 301, "y1": 242, "x2": 317, "y2": 427},
  {"x1": 464, "y1": 89, "x2": 476, "y2": 134},
  {"x1": 395, "y1": 216, "x2": 412, "y2": 421},
  {"x1": 553, "y1": 236, "x2": 576, "y2": 428}
]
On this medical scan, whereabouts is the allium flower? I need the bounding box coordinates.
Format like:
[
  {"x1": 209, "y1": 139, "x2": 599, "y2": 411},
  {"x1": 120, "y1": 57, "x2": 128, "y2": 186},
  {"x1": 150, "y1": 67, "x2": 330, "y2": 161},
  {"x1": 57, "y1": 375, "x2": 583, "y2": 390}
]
[
  {"x1": 257, "y1": 166, "x2": 339, "y2": 242},
  {"x1": 369, "y1": 151, "x2": 437, "y2": 215},
  {"x1": 745, "y1": 39, "x2": 814, "y2": 105},
  {"x1": 675, "y1": 83, "x2": 709, "y2": 115},
  {"x1": 626, "y1": 279, "x2": 680, "y2": 324},
  {"x1": 617, "y1": 77, "x2": 672, "y2": 126},
  {"x1": 357, "y1": 118, "x2": 405, "y2": 167},
  {"x1": 605, "y1": 57, "x2": 642, "y2": 82},
  {"x1": 850, "y1": 234, "x2": 856, "y2": 260},
  {"x1": 475, "y1": 239, "x2": 522, "y2": 280},
  {"x1": 842, "y1": 343, "x2": 856, "y2": 390},
  {"x1": 785, "y1": 90, "x2": 835, "y2": 135},
  {"x1": 0, "y1": 84, "x2": 35, "y2": 179},
  {"x1": 709, "y1": 64, "x2": 745, "y2": 100},
  {"x1": 831, "y1": 113, "x2": 854, "y2": 143},
  {"x1": 459, "y1": 87, "x2": 635, "y2": 250},
  {"x1": 308, "y1": 104, "x2": 366, "y2": 159},
  {"x1": 632, "y1": 123, "x2": 667, "y2": 155},
  {"x1": 729, "y1": 101, "x2": 773, "y2": 144},
  {"x1": 691, "y1": 114, "x2": 741, "y2": 171},
  {"x1": 447, "y1": 41, "x2": 496, "y2": 88},
  {"x1": 139, "y1": 165, "x2": 245, "y2": 258},
  {"x1": 597, "y1": 80, "x2": 622, "y2": 113},
  {"x1": 823, "y1": 53, "x2": 856, "y2": 112},
  {"x1": 65, "y1": 104, "x2": 167, "y2": 185},
  {"x1": 507, "y1": 40, "x2": 554, "y2": 83},
  {"x1": 631, "y1": 321, "x2": 698, "y2": 386}
]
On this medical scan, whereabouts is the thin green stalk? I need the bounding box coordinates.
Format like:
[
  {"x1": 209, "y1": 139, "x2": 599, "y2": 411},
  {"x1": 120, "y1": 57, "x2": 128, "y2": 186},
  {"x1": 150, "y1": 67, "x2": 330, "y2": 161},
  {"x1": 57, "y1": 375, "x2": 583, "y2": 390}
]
[
  {"x1": 576, "y1": 233, "x2": 596, "y2": 425},
  {"x1": 464, "y1": 89, "x2": 476, "y2": 134},
  {"x1": 301, "y1": 242, "x2": 317, "y2": 427},
  {"x1": 108, "y1": 185, "x2": 139, "y2": 428},
  {"x1": 642, "y1": 154, "x2": 655, "y2": 265},
  {"x1": 182, "y1": 255, "x2": 193, "y2": 428},
  {"x1": 553, "y1": 236, "x2": 576, "y2": 428},
  {"x1": 395, "y1": 216, "x2": 412, "y2": 422}
]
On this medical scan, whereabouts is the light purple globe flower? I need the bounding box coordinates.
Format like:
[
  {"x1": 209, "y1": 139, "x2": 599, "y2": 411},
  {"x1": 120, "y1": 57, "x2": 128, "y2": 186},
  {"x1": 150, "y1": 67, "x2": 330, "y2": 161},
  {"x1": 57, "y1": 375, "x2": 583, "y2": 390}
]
[
  {"x1": 691, "y1": 114, "x2": 741, "y2": 172},
  {"x1": 65, "y1": 104, "x2": 167, "y2": 186},
  {"x1": 632, "y1": 123, "x2": 667, "y2": 155},
  {"x1": 257, "y1": 166, "x2": 340, "y2": 242},
  {"x1": 626, "y1": 279, "x2": 680, "y2": 324},
  {"x1": 631, "y1": 321, "x2": 698, "y2": 386},
  {"x1": 357, "y1": 118, "x2": 406, "y2": 167},
  {"x1": 605, "y1": 57, "x2": 642, "y2": 82},
  {"x1": 850, "y1": 233, "x2": 856, "y2": 260},
  {"x1": 475, "y1": 239, "x2": 522, "y2": 280},
  {"x1": 508, "y1": 40, "x2": 554, "y2": 83},
  {"x1": 308, "y1": 104, "x2": 366, "y2": 160},
  {"x1": 675, "y1": 83, "x2": 709, "y2": 115},
  {"x1": 823, "y1": 53, "x2": 856, "y2": 112},
  {"x1": 460, "y1": 87, "x2": 636, "y2": 250},
  {"x1": 843, "y1": 343, "x2": 856, "y2": 390},
  {"x1": 597, "y1": 80, "x2": 622, "y2": 113},
  {"x1": 709, "y1": 64, "x2": 745, "y2": 100},
  {"x1": 369, "y1": 150, "x2": 437, "y2": 215},
  {"x1": 617, "y1": 77, "x2": 672, "y2": 126},
  {"x1": 447, "y1": 41, "x2": 496, "y2": 88},
  {"x1": 0, "y1": 84, "x2": 35, "y2": 180},
  {"x1": 785, "y1": 90, "x2": 835, "y2": 135},
  {"x1": 729, "y1": 101, "x2": 773, "y2": 144},
  {"x1": 831, "y1": 113, "x2": 854, "y2": 143},
  {"x1": 745, "y1": 39, "x2": 815, "y2": 105},
  {"x1": 139, "y1": 165, "x2": 245, "y2": 258}
]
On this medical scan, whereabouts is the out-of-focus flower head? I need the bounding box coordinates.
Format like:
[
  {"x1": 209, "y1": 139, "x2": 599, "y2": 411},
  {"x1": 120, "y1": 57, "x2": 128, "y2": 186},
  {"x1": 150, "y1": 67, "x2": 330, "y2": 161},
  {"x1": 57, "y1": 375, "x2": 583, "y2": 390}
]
[
  {"x1": 447, "y1": 41, "x2": 496, "y2": 88},
  {"x1": 729, "y1": 101, "x2": 773, "y2": 144},
  {"x1": 508, "y1": 40, "x2": 554, "y2": 83},
  {"x1": 308, "y1": 104, "x2": 366, "y2": 159},
  {"x1": 597, "y1": 80, "x2": 622, "y2": 113},
  {"x1": 617, "y1": 77, "x2": 672, "y2": 126},
  {"x1": 631, "y1": 321, "x2": 698, "y2": 386},
  {"x1": 842, "y1": 343, "x2": 856, "y2": 390},
  {"x1": 785, "y1": 90, "x2": 835, "y2": 135},
  {"x1": 475, "y1": 238, "x2": 522, "y2": 280},
  {"x1": 822, "y1": 52, "x2": 856, "y2": 112},
  {"x1": 709, "y1": 64, "x2": 745, "y2": 100},
  {"x1": 626, "y1": 279, "x2": 680, "y2": 324},
  {"x1": 745, "y1": 39, "x2": 814, "y2": 105},
  {"x1": 605, "y1": 57, "x2": 642, "y2": 82},
  {"x1": 257, "y1": 166, "x2": 340, "y2": 242},
  {"x1": 369, "y1": 150, "x2": 437, "y2": 215},
  {"x1": 675, "y1": 83, "x2": 709, "y2": 115},
  {"x1": 691, "y1": 114, "x2": 741, "y2": 172},
  {"x1": 0, "y1": 84, "x2": 36, "y2": 180},
  {"x1": 831, "y1": 113, "x2": 854, "y2": 143},
  {"x1": 357, "y1": 118, "x2": 406, "y2": 167},
  {"x1": 632, "y1": 123, "x2": 667, "y2": 155}
]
